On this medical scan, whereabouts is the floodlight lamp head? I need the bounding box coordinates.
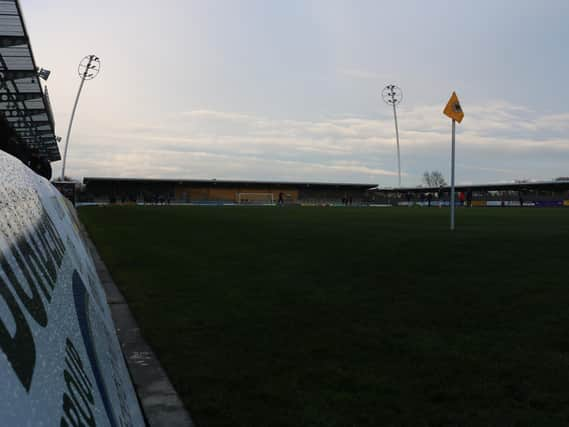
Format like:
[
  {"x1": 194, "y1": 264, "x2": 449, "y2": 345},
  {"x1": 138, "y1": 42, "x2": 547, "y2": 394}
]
[
  {"x1": 381, "y1": 84, "x2": 403, "y2": 106},
  {"x1": 38, "y1": 68, "x2": 51, "y2": 81},
  {"x1": 78, "y1": 54, "x2": 101, "y2": 80}
]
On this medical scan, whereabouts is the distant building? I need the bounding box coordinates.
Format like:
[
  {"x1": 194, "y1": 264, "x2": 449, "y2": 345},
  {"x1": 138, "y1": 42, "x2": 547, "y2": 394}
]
[
  {"x1": 371, "y1": 180, "x2": 569, "y2": 207},
  {"x1": 82, "y1": 177, "x2": 377, "y2": 205}
]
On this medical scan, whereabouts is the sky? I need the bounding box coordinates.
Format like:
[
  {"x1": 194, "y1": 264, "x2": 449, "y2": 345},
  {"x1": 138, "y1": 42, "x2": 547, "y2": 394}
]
[{"x1": 23, "y1": 0, "x2": 569, "y2": 186}]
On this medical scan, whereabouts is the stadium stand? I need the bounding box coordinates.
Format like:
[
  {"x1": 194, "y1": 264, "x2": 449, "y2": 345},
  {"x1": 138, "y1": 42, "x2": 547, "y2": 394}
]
[
  {"x1": 82, "y1": 177, "x2": 377, "y2": 206},
  {"x1": 82, "y1": 177, "x2": 569, "y2": 208},
  {"x1": 371, "y1": 181, "x2": 569, "y2": 207},
  {"x1": 0, "y1": 0, "x2": 60, "y2": 179}
]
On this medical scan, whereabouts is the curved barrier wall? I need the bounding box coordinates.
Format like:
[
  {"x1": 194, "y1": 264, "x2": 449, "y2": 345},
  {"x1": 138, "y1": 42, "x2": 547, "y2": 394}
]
[{"x1": 0, "y1": 151, "x2": 145, "y2": 426}]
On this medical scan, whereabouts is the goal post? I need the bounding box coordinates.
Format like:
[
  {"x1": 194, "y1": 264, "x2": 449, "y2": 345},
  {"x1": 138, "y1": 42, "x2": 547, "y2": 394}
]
[{"x1": 237, "y1": 192, "x2": 275, "y2": 205}]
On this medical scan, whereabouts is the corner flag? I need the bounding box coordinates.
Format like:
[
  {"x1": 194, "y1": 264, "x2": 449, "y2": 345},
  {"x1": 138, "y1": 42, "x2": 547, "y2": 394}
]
[
  {"x1": 443, "y1": 92, "x2": 464, "y2": 123},
  {"x1": 443, "y1": 91, "x2": 464, "y2": 231}
]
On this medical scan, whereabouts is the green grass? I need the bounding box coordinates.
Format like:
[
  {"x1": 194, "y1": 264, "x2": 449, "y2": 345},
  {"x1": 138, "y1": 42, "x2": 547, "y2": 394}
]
[{"x1": 79, "y1": 206, "x2": 569, "y2": 427}]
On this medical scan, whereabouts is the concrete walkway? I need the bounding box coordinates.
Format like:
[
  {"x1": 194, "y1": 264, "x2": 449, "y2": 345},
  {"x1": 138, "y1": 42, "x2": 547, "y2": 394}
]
[{"x1": 80, "y1": 224, "x2": 194, "y2": 427}]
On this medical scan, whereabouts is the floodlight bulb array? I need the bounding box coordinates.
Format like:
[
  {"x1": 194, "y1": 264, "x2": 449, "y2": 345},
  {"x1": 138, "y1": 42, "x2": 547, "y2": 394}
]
[
  {"x1": 381, "y1": 84, "x2": 403, "y2": 106},
  {"x1": 77, "y1": 55, "x2": 101, "y2": 81}
]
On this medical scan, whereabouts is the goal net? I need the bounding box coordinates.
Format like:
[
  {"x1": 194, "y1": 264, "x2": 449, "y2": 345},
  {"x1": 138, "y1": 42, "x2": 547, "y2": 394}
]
[{"x1": 237, "y1": 193, "x2": 274, "y2": 205}]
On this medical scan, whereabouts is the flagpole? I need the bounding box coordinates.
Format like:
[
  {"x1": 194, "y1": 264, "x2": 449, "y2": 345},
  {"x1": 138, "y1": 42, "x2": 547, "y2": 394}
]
[{"x1": 450, "y1": 119, "x2": 456, "y2": 231}]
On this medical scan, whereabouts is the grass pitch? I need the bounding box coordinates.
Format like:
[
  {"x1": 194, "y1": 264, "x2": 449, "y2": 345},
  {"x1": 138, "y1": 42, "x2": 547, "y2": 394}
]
[{"x1": 79, "y1": 206, "x2": 569, "y2": 426}]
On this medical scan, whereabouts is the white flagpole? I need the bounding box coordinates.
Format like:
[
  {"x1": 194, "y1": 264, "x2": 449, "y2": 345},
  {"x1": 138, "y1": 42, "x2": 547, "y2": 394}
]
[{"x1": 450, "y1": 119, "x2": 456, "y2": 231}]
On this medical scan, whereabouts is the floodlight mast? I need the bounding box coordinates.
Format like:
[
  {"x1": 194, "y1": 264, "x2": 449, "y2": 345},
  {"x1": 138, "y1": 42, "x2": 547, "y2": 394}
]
[
  {"x1": 382, "y1": 84, "x2": 402, "y2": 187},
  {"x1": 60, "y1": 54, "x2": 100, "y2": 181}
]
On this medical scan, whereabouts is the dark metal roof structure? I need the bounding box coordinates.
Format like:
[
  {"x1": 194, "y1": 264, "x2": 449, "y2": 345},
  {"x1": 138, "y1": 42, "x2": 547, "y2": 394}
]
[
  {"x1": 83, "y1": 177, "x2": 378, "y2": 190},
  {"x1": 0, "y1": 0, "x2": 60, "y2": 161},
  {"x1": 373, "y1": 180, "x2": 569, "y2": 194}
]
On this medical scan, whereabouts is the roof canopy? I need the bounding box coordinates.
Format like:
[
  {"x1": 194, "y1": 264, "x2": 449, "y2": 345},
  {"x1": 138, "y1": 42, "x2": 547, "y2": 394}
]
[
  {"x1": 0, "y1": 0, "x2": 60, "y2": 161},
  {"x1": 83, "y1": 177, "x2": 378, "y2": 190},
  {"x1": 373, "y1": 180, "x2": 569, "y2": 194}
]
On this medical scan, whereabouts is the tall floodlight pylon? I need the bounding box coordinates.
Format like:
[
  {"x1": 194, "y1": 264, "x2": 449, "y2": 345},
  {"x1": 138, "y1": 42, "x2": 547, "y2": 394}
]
[
  {"x1": 60, "y1": 54, "x2": 101, "y2": 181},
  {"x1": 382, "y1": 84, "x2": 403, "y2": 187}
]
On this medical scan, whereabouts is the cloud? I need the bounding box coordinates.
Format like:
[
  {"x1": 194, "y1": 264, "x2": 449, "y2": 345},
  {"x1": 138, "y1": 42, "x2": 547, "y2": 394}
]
[
  {"x1": 338, "y1": 68, "x2": 386, "y2": 80},
  {"x1": 457, "y1": 163, "x2": 518, "y2": 174},
  {"x1": 181, "y1": 110, "x2": 255, "y2": 122},
  {"x1": 55, "y1": 101, "x2": 569, "y2": 186}
]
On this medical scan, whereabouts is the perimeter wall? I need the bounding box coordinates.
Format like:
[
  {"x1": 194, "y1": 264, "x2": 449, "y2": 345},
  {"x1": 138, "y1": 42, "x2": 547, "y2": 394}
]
[{"x1": 0, "y1": 151, "x2": 145, "y2": 425}]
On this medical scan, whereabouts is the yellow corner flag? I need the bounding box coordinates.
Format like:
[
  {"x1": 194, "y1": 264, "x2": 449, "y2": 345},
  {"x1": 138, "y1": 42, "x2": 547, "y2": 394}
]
[{"x1": 443, "y1": 91, "x2": 464, "y2": 123}]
